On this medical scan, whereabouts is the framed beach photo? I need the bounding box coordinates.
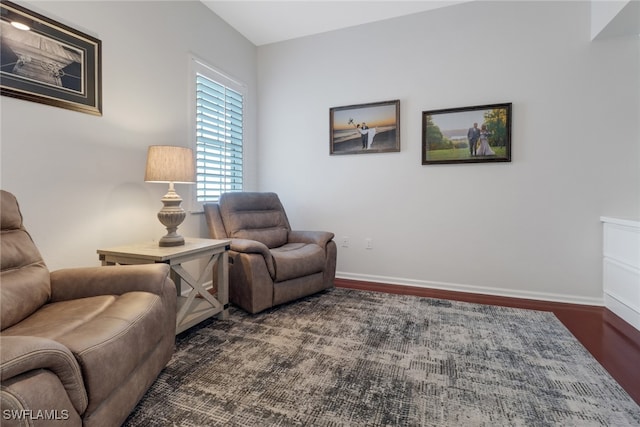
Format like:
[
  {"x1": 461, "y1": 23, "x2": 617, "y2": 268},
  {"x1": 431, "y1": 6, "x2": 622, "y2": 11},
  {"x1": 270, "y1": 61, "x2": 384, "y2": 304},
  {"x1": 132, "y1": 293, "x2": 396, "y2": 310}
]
[
  {"x1": 422, "y1": 103, "x2": 511, "y2": 165},
  {"x1": 330, "y1": 99, "x2": 400, "y2": 155},
  {"x1": 0, "y1": 0, "x2": 102, "y2": 115}
]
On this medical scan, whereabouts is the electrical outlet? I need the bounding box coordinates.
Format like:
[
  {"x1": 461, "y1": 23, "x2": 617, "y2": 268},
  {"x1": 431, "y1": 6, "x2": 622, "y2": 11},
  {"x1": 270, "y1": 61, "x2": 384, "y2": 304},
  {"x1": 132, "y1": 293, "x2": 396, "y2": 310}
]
[
  {"x1": 365, "y1": 238, "x2": 373, "y2": 250},
  {"x1": 341, "y1": 236, "x2": 350, "y2": 248}
]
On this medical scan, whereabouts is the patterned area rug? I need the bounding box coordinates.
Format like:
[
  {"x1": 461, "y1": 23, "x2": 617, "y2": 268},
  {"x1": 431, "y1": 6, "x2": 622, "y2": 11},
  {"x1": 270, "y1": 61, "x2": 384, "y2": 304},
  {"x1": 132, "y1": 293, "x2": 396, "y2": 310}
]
[{"x1": 124, "y1": 288, "x2": 640, "y2": 426}]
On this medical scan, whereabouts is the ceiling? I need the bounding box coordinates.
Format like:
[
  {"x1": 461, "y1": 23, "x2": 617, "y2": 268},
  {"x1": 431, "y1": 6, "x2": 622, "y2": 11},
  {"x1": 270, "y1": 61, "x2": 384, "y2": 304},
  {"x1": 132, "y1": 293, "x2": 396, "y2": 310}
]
[
  {"x1": 202, "y1": 1, "x2": 640, "y2": 46},
  {"x1": 201, "y1": 1, "x2": 470, "y2": 46}
]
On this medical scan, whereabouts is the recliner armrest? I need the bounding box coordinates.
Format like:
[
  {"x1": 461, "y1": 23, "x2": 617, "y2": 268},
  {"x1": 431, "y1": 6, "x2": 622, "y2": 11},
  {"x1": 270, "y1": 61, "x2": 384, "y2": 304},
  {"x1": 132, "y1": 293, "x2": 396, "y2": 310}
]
[
  {"x1": 0, "y1": 336, "x2": 88, "y2": 414},
  {"x1": 230, "y1": 239, "x2": 272, "y2": 259},
  {"x1": 229, "y1": 239, "x2": 275, "y2": 278},
  {"x1": 49, "y1": 264, "x2": 174, "y2": 302},
  {"x1": 288, "y1": 230, "x2": 335, "y2": 249}
]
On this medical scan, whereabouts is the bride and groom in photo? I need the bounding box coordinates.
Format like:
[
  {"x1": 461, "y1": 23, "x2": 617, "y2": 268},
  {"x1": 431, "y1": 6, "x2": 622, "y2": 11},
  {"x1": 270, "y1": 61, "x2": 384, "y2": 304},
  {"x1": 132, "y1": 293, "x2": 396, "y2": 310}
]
[
  {"x1": 348, "y1": 118, "x2": 377, "y2": 150},
  {"x1": 467, "y1": 122, "x2": 495, "y2": 156}
]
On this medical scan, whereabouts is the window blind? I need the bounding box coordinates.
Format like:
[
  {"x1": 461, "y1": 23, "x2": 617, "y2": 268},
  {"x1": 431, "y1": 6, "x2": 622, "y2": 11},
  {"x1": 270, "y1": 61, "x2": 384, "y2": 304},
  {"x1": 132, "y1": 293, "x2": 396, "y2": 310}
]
[{"x1": 195, "y1": 72, "x2": 244, "y2": 202}]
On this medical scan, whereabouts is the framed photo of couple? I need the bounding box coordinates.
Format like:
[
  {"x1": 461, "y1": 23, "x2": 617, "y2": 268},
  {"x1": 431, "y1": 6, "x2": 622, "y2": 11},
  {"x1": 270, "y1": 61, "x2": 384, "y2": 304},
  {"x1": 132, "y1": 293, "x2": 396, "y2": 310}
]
[
  {"x1": 329, "y1": 99, "x2": 400, "y2": 155},
  {"x1": 422, "y1": 103, "x2": 512, "y2": 165}
]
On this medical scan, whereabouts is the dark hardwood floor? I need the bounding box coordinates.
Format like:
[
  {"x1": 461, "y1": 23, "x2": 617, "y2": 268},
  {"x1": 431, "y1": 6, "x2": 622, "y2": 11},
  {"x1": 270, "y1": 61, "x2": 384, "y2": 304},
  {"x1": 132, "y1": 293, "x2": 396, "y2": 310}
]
[{"x1": 335, "y1": 278, "x2": 640, "y2": 406}]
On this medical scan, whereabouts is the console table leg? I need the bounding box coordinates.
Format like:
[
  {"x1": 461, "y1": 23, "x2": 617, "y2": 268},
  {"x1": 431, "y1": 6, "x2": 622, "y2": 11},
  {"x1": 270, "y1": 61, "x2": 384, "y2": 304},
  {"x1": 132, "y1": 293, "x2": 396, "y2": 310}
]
[{"x1": 217, "y1": 251, "x2": 229, "y2": 320}]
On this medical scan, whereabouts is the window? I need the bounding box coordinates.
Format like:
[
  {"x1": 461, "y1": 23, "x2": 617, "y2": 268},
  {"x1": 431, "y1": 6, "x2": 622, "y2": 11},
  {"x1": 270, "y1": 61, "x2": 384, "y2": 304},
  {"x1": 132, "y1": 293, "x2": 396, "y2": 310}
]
[{"x1": 192, "y1": 57, "x2": 245, "y2": 204}]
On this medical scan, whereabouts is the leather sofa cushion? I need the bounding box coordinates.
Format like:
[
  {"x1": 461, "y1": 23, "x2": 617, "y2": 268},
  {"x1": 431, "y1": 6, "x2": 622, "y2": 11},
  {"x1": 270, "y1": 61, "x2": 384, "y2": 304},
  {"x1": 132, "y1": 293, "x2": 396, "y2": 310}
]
[
  {"x1": 271, "y1": 243, "x2": 325, "y2": 282},
  {"x1": 1, "y1": 191, "x2": 50, "y2": 330},
  {"x1": 3, "y1": 291, "x2": 166, "y2": 414},
  {"x1": 219, "y1": 192, "x2": 290, "y2": 248}
]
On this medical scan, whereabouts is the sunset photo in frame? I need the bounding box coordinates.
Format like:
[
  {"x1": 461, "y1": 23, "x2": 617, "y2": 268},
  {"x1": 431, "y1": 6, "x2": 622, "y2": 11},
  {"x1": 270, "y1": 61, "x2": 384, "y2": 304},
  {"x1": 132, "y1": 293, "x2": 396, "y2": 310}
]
[
  {"x1": 0, "y1": 0, "x2": 102, "y2": 115},
  {"x1": 330, "y1": 99, "x2": 400, "y2": 155},
  {"x1": 422, "y1": 103, "x2": 511, "y2": 165}
]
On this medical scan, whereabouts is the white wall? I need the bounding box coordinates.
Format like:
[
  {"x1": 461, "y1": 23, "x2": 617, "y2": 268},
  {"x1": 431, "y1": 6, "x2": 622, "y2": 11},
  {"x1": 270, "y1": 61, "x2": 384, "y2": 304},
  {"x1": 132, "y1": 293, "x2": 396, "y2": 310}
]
[
  {"x1": 2, "y1": 1, "x2": 638, "y2": 305},
  {"x1": 256, "y1": 1, "x2": 640, "y2": 304},
  {"x1": 1, "y1": 1, "x2": 257, "y2": 270}
]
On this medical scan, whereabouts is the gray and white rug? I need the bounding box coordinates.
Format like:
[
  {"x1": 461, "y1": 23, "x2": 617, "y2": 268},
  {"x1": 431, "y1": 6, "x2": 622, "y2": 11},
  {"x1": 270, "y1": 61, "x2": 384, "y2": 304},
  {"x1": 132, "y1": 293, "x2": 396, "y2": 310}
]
[{"x1": 125, "y1": 288, "x2": 640, "y2": 426}]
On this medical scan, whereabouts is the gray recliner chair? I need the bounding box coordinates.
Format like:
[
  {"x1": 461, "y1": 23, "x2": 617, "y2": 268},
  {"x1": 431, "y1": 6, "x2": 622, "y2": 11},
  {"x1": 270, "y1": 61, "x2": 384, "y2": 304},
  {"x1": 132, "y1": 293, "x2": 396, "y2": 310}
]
[
  {"x1": 204, "y1": 192, "x2": 337, "y2": 314},
  {"x1": 0, "y1": 190, "x2": 177, "y2": 426}
]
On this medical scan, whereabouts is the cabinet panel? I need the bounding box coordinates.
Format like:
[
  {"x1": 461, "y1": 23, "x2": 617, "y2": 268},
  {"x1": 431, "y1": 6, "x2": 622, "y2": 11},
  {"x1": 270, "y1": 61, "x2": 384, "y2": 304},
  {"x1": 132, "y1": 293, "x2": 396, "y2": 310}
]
[
  {"x1": 603, "y1": 223, "x2": 640, "y2": 269},
  {"x1": 601, "y1": 217, "x2": 640, "y2": 331}
]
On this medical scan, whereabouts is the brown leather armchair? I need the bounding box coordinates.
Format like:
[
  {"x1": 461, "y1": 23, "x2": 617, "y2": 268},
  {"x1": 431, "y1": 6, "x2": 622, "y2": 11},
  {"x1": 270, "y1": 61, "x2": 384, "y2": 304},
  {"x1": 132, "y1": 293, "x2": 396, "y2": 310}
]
[
  {"x1": 0, "y1": 190, "x2": 177, "y2": 427},
  {"x1": 204, "y1": 192, "x2": 336, "y2": 314}
]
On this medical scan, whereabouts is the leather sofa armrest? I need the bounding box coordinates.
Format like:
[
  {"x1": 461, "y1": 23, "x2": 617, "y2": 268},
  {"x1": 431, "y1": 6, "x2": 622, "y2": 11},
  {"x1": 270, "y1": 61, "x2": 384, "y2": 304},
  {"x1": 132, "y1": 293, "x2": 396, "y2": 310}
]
[
  {"x1": 49, "y1": 264, "x2": 175, "y2": 302},
  {"x1": 230, "y1": 238, "x2": 272, "y2": 258},
  {"x1": 288, "y1": 230, "x2": 335, "y2": 249},
  {"x1": 229, "y1": 238, "x2": 275, "y2": 278},
  {"x1": 0, "y1": 336, "x2": 88, "y2": 415}
]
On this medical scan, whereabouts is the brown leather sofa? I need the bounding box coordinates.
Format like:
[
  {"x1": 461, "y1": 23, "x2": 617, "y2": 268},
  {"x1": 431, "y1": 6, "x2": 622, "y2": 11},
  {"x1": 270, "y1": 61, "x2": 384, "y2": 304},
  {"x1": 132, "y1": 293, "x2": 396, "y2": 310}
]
[
  {"x1": 204, "y1": 192, "x2": 337, "y2": 314},
  {"x1": 0, "y1": 190, "x2": 177, "y2": 426}
]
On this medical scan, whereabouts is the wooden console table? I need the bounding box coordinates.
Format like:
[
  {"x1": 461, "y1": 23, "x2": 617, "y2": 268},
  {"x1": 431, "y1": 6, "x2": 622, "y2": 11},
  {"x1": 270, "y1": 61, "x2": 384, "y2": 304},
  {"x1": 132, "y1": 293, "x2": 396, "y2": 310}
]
[{"x1": 97, "y1": 237, "x2": 231, "y2": 334}]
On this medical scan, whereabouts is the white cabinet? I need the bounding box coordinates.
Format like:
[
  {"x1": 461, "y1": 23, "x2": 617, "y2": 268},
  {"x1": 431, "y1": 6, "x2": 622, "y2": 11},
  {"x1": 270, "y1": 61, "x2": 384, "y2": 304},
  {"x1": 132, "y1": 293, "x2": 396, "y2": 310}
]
[{"x1": 601, "y1": 217, "x2": 640, "y2": 331}]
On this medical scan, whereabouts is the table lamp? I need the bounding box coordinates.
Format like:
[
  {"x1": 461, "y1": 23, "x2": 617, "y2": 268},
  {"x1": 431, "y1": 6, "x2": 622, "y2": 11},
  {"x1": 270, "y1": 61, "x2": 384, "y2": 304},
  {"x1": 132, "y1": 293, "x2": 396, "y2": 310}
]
[{"x1": 144, "y1": 145, "x2": 195, "y2": 247}]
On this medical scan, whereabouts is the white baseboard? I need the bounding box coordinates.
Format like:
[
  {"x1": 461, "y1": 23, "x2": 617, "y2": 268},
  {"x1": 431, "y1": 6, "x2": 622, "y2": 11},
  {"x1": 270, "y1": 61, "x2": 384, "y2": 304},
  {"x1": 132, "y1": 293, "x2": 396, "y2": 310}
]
[
  {"x1": 190, "y1": 273, "x2": 605, "y2": 307},
  {"x1": 335, "y1": 272, "x2": 604, "y2": 307},
  {"x1": 605, "y1": 293, "x2": 640, "y2": 331}
]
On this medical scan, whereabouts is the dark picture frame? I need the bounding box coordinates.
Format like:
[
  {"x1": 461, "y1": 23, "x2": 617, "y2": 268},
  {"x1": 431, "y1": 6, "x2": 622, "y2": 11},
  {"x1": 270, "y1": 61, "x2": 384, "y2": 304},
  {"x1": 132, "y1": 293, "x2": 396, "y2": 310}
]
[
  {"x1": 0, "y1": 1, "x2": 102, "y2": 115},
  {"x1": 330, "y1": 99, "x2": 400, "y2": 155},
  {"x1": 422, "y1": 103, "x2": 511, "y2": 165}
]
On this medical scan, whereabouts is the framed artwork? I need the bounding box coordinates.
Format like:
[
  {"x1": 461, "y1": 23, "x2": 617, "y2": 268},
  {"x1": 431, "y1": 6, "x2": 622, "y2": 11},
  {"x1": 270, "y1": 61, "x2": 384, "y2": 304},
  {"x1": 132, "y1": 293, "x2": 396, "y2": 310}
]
[
  {"x1": 330, "y1": 99, "x2": 400, "y2": 155},
  {"x1": 422, "y1": 103, "x2": 511, "y2": 165},
  {"x1": 0, "y1": 0, "x2": 102, "y2": 115}
]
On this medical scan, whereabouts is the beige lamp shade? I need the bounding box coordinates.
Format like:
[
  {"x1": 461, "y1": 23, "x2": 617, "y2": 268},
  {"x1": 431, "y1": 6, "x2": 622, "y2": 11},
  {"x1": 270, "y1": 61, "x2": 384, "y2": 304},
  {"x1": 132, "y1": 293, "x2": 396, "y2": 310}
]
[
  {"x1": 144, "y1": 145, "x2": 195, "y2": 183},
  {"x1": 144, "y1": 145, "x2": 195, "y2": 247}
]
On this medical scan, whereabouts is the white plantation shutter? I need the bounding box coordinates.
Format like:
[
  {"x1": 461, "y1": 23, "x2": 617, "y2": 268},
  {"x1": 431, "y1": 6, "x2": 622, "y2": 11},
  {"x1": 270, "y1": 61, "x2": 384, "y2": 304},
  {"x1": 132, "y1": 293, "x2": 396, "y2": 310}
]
[{"x1": 192, "y1": 57, "x2": 244, "y2": 203}]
